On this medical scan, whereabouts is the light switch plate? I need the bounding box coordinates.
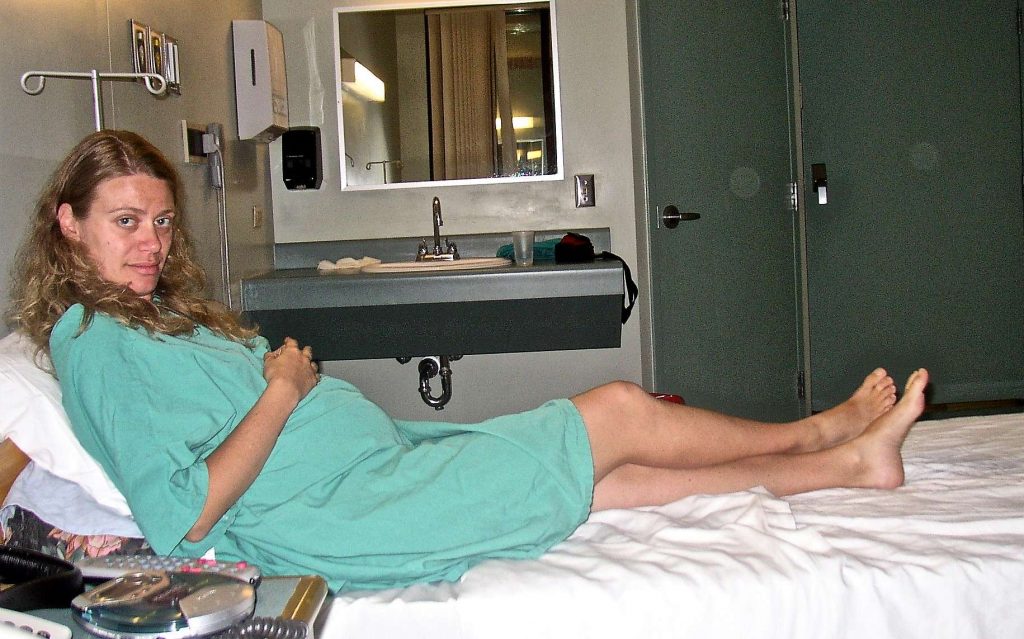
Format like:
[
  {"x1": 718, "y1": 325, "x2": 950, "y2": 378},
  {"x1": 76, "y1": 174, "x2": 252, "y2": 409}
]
[{"x1": 575, "y1": 174, "x2": 595, "y2": 207}]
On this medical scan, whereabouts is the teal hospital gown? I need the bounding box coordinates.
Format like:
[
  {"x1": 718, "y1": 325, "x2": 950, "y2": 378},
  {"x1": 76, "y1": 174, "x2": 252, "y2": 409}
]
[{"x1": 49, "y1": 304, "x2": 594, "y2": 591}]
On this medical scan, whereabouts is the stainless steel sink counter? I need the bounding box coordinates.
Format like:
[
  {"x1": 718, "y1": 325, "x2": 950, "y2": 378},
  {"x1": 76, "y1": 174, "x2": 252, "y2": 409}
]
[{"x1": 240, "y1": 260, "x2": 626, "y2": 361}]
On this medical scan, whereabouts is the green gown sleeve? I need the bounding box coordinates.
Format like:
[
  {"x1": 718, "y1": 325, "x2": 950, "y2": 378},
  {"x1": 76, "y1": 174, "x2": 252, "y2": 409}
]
[{"x1": 50, "y1": 305, "x2": 262, "y2": 554}]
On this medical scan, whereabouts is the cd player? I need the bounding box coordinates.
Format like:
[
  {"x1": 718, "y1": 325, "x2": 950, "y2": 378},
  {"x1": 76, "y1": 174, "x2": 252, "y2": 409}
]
[{"x1": 71, "y1": 571, "x2": 256, "y2": 639}]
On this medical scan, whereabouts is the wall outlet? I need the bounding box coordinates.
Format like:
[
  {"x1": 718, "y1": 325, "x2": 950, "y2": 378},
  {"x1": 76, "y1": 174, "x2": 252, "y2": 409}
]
[
  {"x1": 180, "y1": 120, "x2": 207, "y2": 164},
  {"x1": 575, "y1": 174, "x2": 596, "y2": 207},
  {"x1": 252, "y1": 206, "x2": 264, "y2": 229}
]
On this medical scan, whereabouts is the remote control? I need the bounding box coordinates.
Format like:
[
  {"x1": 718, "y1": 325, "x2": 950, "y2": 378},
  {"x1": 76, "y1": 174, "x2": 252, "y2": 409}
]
[
  {"x1": 0, "y1": 607, "x2": 73, "y2": 639},
  {"x1": 74, "y1": 555, "x2": 261, "y2": 585}
]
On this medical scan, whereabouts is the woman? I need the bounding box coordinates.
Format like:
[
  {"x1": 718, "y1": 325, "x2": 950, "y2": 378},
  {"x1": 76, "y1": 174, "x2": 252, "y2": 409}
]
[{"x1": 8, "y1": 130, "x2": 928, "y2": 591}]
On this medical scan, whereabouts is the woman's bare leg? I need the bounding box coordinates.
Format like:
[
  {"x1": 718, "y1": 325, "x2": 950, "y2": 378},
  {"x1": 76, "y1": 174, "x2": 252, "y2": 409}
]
[
  {"x1": 572, "y1": 368, "x2": 896, "y2": 482},
  {"x1": 591, "y1": 368, "x2": 928, "y2": 510}
]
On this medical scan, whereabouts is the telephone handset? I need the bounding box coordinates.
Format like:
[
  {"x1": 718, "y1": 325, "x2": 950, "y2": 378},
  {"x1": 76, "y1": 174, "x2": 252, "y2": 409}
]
[
  {"x1": 0, "y1": 546, "x2": 82, "y2": 611},
  {"x1": 0, "y1": 607, "x2": 73, "y2": 639},
  {"x1": 0, "y1": 547, "x2": 79, "y2": 639}
]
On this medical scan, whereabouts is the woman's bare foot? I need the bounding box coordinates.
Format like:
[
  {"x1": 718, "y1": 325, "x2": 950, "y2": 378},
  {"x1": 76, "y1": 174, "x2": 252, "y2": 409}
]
[
  {"x1": 846, "y1": 368, "x2": 929, "y2": 489},
  {"x1": 804, "y1": 368, "x2": 897, "y2": 451}
]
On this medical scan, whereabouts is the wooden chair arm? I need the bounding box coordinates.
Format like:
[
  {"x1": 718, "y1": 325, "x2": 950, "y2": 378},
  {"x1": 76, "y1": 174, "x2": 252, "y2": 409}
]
[{"x1": 0, "y1": 439, "x2": 30, "y2": 504}]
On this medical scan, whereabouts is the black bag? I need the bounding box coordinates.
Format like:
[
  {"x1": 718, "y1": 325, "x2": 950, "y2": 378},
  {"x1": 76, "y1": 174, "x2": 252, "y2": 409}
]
[{"x1": 555, "y1": 233, "x2": 638, "y2": 324}]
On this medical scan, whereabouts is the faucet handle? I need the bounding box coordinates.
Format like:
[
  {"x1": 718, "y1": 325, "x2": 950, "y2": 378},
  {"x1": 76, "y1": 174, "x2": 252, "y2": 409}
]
[
  {"x1": 445, "y1": 239, "x2": 460, "y2": 259},
  {"x1": 417, "y1": 239, "x2": 429, "y2": 257}
]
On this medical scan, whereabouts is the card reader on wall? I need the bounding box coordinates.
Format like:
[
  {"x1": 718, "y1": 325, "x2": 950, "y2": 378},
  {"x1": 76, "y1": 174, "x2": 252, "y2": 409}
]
[{"x1": 232, "y1": 20, "x2": 288, "y2": 142}]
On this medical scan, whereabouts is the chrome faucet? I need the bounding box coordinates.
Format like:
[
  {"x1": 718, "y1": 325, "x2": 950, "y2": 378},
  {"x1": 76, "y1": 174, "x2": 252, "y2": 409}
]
[
  {"x1": 417, "y1": 197, "x2": 460, "y2": 261},
  {"x1": 432, "y1": 196, "x2": 443, "y2": 254}
]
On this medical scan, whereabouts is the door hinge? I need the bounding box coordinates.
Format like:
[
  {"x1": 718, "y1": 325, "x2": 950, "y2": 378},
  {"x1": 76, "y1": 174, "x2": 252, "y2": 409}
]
[
  {"x1": 781, "y1": 0, "x2": 791, "y2": 22},
  {"x1": 797, "y1": 370, "x2": 806, "y2": 400},
  {"x1": 788, "y1": 181, "x2": 799, "y2": 211}
]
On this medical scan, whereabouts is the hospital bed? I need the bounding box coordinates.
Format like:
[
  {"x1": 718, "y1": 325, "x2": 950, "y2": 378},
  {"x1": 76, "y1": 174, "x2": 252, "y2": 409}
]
[{"x1": 2, "y1": 332, "x2": 1023, "y2": 638}]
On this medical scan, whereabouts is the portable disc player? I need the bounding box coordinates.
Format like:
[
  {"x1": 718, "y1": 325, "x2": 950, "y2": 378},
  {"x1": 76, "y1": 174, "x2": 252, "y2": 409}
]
[{"x1": 71, "y1": 571, "x2": 256, "y2": 639}]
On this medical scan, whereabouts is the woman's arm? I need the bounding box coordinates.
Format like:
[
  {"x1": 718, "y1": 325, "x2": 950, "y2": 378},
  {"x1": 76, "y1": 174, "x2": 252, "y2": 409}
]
[{"x1": 185, "y1": 337, "x2": 319, "y2": 542}]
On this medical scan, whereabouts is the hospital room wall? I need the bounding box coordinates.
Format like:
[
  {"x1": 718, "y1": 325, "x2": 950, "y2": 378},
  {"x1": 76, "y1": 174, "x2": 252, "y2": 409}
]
[
  {"x1": 0, "y1": 0, "x2": 274, "y2": 337},
  {"x1": 261, "y1": 0, "x2": 647, "y2": 421}
]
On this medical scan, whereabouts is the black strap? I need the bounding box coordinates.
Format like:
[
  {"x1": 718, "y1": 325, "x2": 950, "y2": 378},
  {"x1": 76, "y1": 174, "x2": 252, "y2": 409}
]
[
  {"x1": 0, "y1": 546, "x2": 83, "y2": 610},
  {"x1": 599, "y1": 251, "x2": 638, "y2": 324}
]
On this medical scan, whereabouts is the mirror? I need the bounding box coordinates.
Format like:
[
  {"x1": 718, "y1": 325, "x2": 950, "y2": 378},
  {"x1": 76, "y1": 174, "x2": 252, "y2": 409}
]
[{"x1": 334, "y1": 2, "x2": 561, "y2": 189}]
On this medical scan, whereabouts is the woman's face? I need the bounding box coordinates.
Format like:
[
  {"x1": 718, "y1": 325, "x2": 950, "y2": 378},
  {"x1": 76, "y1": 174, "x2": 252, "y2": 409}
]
[{"x1": 57, "y1": 174, "x2": 176, "y2": 300}]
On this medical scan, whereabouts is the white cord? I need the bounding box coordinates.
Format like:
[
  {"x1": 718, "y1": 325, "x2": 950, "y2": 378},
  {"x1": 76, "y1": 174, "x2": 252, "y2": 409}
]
[
  {"x1": 214, "y1": 153, "x2": 232, "y2": 308},
  {"x1": 202, "y1": 131, "x2": 232, "y2": 308}
]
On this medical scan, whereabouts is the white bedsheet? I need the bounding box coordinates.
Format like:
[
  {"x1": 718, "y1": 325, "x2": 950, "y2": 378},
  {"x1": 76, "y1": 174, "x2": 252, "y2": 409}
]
[{"x1": 318, "y1": 412, "x2": 1024, "y2": 639}]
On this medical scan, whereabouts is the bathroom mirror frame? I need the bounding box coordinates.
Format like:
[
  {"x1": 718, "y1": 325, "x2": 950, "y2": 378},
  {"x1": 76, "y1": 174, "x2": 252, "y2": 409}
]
[{"x1": 332, "y1": 0, "x2": 564, "y2": 191}]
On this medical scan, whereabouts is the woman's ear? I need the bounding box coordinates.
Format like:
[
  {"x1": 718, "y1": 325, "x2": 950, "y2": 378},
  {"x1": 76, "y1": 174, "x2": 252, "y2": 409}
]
[{"x1": 56, "y1": 203, "x2": 80, "y2": 241}]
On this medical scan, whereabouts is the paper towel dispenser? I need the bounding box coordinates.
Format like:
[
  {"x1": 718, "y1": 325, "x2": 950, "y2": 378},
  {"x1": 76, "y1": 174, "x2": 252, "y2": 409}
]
[{"x1": 232, "y1": 20, "x2": 288, "y2": 142}]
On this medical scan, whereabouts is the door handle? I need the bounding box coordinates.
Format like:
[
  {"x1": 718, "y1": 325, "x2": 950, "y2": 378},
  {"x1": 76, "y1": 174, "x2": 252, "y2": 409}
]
[
  {"x1": 661, "y1": 204, "x2": 700, "y2": 229},
  {"x1": 811, "y1": 163, "x2": 828, "y2": 204}
]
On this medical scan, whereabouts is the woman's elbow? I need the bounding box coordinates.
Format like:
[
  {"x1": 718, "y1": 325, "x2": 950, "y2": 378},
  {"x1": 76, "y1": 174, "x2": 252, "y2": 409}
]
[{"x1": 184, "y1": 520, "x2": 212, "y2": 543}]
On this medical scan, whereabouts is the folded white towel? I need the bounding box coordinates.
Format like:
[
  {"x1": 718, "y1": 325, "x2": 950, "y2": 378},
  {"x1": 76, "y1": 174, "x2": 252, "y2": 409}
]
[{"x1": 317, "y1": 256, "x2": 381, "y2": 271}]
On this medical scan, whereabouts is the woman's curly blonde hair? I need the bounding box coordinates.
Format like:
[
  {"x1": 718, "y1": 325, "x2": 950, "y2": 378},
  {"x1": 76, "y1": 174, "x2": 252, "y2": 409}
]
[{"x1": 7, "y1": 130, "x2": 258, "y2": 358}]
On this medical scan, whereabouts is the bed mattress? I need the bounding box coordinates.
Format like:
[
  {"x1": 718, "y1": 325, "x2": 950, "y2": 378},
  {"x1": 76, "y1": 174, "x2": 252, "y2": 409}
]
[{"x1": 317, "y1": 412, "x2": 1024, "y2": 639}]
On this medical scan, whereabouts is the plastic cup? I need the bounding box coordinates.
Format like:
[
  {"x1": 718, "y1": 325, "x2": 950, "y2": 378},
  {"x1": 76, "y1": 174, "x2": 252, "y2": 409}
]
[{"x1": 511, "y1": 231, "x2": 535, "y2": 266}]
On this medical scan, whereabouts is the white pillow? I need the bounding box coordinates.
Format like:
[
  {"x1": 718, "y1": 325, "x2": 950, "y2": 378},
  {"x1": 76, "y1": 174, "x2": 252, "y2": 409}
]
[{"x1": 0, "y1": 331, "x2": 132, "y2": 516}]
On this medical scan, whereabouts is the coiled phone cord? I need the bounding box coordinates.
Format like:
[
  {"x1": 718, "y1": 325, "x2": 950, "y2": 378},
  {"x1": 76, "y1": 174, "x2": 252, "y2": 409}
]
[{"x1": 215, "y1": 616, "x2": 308, "y2": 639}]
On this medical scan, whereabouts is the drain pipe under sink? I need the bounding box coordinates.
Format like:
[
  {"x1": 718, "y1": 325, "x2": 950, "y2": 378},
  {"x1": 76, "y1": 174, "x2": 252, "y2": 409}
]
[{"x1": 412, "y1": 355, "x2": 461, "y2": 410}]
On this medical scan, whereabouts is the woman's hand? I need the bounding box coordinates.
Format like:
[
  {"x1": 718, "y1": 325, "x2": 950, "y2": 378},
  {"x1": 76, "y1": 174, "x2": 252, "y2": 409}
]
[{"x1": 262, "y1": 337, "x2": 320, "y2": 404}]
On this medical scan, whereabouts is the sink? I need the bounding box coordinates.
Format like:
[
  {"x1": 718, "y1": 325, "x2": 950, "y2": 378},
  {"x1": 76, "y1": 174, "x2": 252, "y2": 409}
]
[
  {"x1": 361, "y1": 257, "x2": 511, "y2": 273},
  {"x1": 241, "y1": 260, "x2": 625, "y2": 360}
]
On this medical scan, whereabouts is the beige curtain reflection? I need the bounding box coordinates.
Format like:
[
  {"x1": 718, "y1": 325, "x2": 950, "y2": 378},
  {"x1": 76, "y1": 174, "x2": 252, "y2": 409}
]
[{"x1": 427, "y1": 8, "x2": 515, "y2": 180}]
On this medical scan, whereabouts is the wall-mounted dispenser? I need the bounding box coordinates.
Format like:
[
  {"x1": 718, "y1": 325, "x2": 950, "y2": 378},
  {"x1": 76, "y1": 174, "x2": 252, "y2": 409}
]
[
  {"x1": 282, "y1": 127, "x2": 323, "y2": 190},
  {"x1": 231, "y1": 20, "x2": 288, "y2": 142}
]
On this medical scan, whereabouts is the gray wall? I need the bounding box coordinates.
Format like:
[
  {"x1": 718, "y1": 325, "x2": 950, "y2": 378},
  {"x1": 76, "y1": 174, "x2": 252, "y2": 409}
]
[
  {"x1": 1, "y1": 0, "x2": 275, "y2": 335},
  {"x1": 262, "y1": 0, "x2": 648, "y2": 421}
]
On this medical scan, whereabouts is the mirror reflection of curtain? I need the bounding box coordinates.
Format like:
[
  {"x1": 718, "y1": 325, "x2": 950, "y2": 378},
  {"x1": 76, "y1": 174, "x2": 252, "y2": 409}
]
[{"x1": 427, "y1": 8, "x2": 516, "y2": 180}]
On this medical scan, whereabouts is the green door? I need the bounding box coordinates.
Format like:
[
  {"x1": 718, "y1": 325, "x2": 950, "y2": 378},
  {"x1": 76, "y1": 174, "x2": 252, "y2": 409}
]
[
  {"x1": 798, "y1": 1, "x2": 1024, "y2": 409},
  {"x1": 639, "y1": 1, "x2": 802, "y2": 420}
]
